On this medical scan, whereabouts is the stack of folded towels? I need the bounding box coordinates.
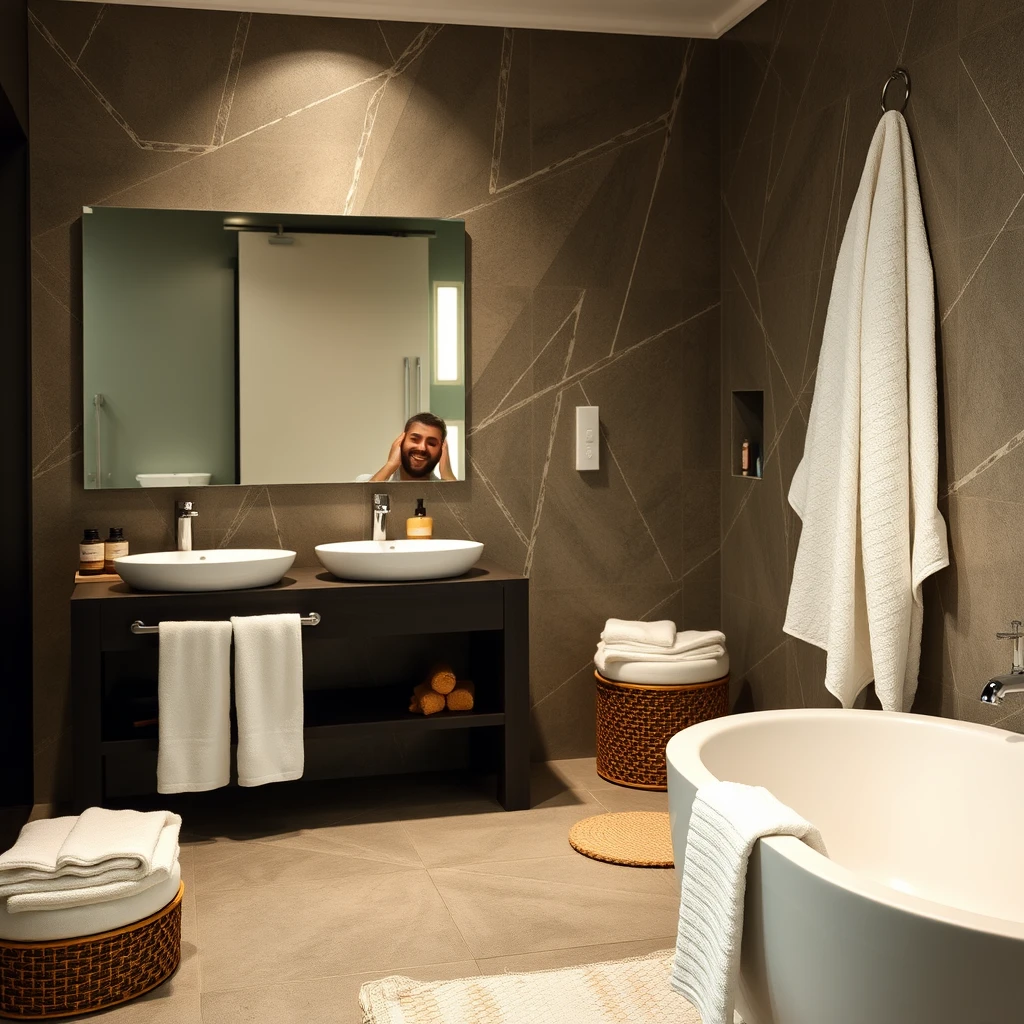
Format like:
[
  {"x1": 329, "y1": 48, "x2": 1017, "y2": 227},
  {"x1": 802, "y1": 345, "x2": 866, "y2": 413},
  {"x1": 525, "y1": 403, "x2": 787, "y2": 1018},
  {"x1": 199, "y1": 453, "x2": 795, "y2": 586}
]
[
  {"x1": 0, "y1": 807, "x2": 181, "y2": 915},
  {"x1": 595, "y1": 618, "x2": 727, "y2": 683}
]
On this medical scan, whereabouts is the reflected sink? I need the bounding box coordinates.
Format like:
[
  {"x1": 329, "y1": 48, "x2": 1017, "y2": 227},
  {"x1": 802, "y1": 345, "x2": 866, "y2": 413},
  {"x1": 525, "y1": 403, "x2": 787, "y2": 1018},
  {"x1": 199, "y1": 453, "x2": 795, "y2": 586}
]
[
  {"x1": 315, "y1": 539, "x2": 483, "y2": 582},
  {"x1": 115, "y1": 549, "x2": 296, "y2": 592}
]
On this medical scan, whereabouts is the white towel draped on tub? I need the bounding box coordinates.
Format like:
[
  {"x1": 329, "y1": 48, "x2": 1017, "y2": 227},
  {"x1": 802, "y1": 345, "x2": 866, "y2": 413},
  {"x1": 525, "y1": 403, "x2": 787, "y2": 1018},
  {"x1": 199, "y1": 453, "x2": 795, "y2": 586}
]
[
  {"x1": 672, "y1": 782, "x2": 828, "y2": 1024},
  {"x1": 784, "y1": 110, "x2": 949, "y2": 712},
  {"x1": 231, "y1": 613, "x2": 304, "y2": 787},
  {"x1": 157, "y1": 620, "x2": 233, "y2": 794}
]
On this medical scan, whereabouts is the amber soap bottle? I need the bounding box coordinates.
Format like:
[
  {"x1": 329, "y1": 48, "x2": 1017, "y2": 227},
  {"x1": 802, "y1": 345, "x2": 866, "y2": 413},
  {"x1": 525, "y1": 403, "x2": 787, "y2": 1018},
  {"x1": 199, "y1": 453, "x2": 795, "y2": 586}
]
[
  {"x1": 79, "y1": 529, "x2": 104, "y2": 576},
  {"x1": 407, "y1": 498, "x2": 433, "y2": 539}
]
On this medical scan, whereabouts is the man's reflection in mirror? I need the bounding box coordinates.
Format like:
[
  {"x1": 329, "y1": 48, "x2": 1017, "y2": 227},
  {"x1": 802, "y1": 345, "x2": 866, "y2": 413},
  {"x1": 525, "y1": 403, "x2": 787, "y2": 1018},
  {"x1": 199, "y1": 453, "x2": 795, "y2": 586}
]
[{"x1": 369, "y1": 413, "x2": 457, "y2": 482}]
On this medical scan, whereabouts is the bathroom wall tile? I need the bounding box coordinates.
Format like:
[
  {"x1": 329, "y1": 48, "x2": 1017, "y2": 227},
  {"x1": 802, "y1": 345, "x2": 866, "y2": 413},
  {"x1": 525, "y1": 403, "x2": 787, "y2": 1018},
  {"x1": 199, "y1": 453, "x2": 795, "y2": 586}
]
[
  {"x1": 959, "y1": 0, "x2": 1024, "y2": 36},
  {"x1": 429, "y1": 861, "x2": 679, "y2": 958},
  {"x1": 891, "y1": 0, "x2": 957, "y2": 64},
  {"x1": 28, "y1": 0, "x2": 105, "y2": 60},
  {"x1": 200, "y1": 961, "x2": 481, "y2": 1024},
  {"x1": 196, "y1": 869, "x2": 473, "y2": 991}
]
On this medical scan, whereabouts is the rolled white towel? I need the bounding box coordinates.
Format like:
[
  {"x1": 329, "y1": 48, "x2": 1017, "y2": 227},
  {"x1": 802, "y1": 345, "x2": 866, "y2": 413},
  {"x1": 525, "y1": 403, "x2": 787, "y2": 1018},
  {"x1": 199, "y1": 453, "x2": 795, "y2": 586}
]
[
  {"x1": 5, "y1": 822, "x2": 180, "y2": 913},
  {"x1": 0, "y1": 809, "x2": 181, "y2": 899},
  {"x1": 600, "y1": 618, "x2": 677, "y2": 648}
]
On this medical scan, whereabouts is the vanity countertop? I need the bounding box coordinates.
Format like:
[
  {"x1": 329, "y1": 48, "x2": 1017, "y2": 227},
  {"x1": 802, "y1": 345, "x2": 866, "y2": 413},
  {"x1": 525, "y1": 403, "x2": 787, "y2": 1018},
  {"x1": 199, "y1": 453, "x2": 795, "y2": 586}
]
[{"x1": 71, "y1": 560, "x2": 524, "y2": 601}]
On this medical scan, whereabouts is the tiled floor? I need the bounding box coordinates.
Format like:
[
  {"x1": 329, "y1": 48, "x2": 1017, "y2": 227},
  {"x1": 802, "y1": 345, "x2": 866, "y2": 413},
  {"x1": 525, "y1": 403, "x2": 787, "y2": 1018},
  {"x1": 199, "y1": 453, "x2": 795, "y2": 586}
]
[{"x1": 79, "y1": 759, "x2": 679, "y2": 1022}]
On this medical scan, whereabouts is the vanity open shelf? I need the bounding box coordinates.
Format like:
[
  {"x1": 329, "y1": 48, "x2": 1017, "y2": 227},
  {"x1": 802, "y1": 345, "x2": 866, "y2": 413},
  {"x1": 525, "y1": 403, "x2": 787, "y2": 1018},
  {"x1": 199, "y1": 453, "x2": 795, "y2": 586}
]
[{"x1": 71, "y1": 563, "x2": 529, "y2": 811}]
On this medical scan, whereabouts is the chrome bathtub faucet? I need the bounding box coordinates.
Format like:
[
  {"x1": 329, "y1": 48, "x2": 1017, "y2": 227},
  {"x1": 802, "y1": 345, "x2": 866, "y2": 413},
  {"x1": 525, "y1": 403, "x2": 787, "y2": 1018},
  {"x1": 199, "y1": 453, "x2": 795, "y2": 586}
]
[
  {"x1": 980, "y1": 619, "x2": 1024, "y2": 705},
  {"x1": 175, "y1": 500, "x2": 198, "y2": 552},
  {"x1": 372, "y1": 493, "x2": 390, "y2": 541}
]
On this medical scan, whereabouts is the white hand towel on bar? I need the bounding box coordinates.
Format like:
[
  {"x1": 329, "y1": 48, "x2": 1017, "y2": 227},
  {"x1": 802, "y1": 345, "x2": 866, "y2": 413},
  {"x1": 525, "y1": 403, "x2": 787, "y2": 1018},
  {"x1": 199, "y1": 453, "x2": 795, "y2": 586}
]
[
  {"x1": 600, "y1": 618, "x2": 677, "y2": 648},
  {"x1": 784, "y1": 110, "x2": 949, "y2": 712},
  {"x1": 0, "y1": 809, "x2": 181, "y2": 897},
  {"x1": 672, "y1": 781, "x2": 828, "y2": 1024},
  {"x1": 6, "y1": 821, "x2": 179, "y2": 913},
  {"x1": 231, "y1": 613, "x2": 304, "y2": 787},
  {"x1": 157, "y1": 620, "x2": 233, "y2": 794}
]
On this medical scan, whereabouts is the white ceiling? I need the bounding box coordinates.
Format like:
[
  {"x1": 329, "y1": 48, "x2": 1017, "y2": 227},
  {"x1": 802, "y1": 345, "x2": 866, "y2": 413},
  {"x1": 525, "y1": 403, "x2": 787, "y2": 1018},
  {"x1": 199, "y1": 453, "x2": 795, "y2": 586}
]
[{"x1": 65, "y1": 0, "x2": 768, "y2": 39}]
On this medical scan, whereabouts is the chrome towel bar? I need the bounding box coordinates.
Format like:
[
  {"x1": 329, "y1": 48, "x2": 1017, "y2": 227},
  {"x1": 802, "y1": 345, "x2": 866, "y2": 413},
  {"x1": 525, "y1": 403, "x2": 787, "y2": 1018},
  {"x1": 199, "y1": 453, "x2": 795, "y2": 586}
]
[{"x1": 130, "y1": 612, "x2": 321, "y2": 635}]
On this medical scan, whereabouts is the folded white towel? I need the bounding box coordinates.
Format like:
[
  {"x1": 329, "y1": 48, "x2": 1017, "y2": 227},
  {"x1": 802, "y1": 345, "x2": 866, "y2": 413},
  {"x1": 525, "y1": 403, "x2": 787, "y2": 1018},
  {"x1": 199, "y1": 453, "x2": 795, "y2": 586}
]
[
  {"x1": 594, "y1": 648, "x2": 728, "y2": 684},
  {"x1": 6, "y1": 823, "x2": 179, "y2": 913},
  {"x1": 231, "y1": 613, "x2": 304, "y2": 787},
  {"x1": 597, "y1": 640, "x2": 726, "y2": 664},
  {"x1": 600, "y1": 618, "x2": 677, "y2": 648},
  {"x1": 672, "y1": 781, "x2": 828, "y2": 1024},
  {"x1": 157, "y1": 620, "x2": 233, "y2": 794},
  {"x1": 0, "y1": 810, "x2": 181, "y2": 895},
  {"x1": 602, "y1": 629, "x2": 726, "y2": 656}
]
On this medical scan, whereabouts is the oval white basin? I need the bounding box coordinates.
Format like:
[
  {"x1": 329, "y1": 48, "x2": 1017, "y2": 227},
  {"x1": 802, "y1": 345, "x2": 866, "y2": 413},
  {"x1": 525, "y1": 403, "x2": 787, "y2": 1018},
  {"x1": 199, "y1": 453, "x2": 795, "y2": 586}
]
[
  {"x1": 115, "y1": 549, "x2": 296, "y2": 592},
  {"x1": 315, "y1": 539, "x2": 483, "y2": 581}
]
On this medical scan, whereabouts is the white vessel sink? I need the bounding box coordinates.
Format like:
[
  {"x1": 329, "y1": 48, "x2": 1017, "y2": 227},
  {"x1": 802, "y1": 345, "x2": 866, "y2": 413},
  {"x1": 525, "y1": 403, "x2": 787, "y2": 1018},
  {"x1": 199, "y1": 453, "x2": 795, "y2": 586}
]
[
  {"x1": 315, "y1": 539, "x2": 483, "y2": 581},
  {"x1": 115, "y1": 549, "x2": 296, "y2": 592},
  {"x1": 136, "y1": 473, "x2": 211, "y2": 487}
]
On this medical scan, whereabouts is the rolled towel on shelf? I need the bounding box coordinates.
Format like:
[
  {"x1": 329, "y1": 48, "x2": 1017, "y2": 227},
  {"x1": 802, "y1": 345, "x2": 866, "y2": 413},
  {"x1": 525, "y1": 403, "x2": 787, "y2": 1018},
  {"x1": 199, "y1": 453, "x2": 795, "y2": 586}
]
[
  {"x1": 409, "y1": 683, "x2": 445, "y2": 716},
  {"x1": 600, "y1": 618, "x2": 677, "y2": 648},
  {"x1": 427, "y1": 664, "x2": 457, "y2": 695},
  {"x1": 446, "y1": 681, "x2": 475, "y2": 712}
]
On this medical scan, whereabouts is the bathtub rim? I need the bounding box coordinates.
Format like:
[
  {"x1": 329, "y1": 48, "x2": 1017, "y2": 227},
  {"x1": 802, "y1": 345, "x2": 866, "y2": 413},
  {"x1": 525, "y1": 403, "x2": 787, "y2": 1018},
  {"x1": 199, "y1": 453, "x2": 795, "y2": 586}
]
[{"x1": 666, "y1": 707, "x2": 1024, "y2": 942}]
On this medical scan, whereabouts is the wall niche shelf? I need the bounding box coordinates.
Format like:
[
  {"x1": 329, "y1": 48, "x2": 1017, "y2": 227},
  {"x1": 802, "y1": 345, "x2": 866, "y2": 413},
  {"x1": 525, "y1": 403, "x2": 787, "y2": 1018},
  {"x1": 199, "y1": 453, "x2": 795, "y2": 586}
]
[
  {"x1": 731, "y1": 389, "x2": 764, "y2": 479},
  {"x1": 71, "y1": 564, "x2": 530, "y2": 811}
]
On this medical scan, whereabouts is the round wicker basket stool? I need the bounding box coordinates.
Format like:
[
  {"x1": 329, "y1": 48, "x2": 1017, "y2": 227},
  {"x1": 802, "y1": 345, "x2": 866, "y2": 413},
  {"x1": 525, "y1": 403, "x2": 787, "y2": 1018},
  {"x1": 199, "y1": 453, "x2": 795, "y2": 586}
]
[
  {"x1": 595, "y1": 671, "x2": 729, "y2": 790},
  {"x1": 0, "y1": 883, "x2": 183, "y2": 1020}
]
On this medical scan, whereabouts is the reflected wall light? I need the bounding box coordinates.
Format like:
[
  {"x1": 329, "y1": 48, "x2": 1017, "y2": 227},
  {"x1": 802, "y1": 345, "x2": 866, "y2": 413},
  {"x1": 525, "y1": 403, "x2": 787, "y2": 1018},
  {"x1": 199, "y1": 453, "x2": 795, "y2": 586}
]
[{"x1": 434, "y1": 282, "x2": 462, "y2": 384}]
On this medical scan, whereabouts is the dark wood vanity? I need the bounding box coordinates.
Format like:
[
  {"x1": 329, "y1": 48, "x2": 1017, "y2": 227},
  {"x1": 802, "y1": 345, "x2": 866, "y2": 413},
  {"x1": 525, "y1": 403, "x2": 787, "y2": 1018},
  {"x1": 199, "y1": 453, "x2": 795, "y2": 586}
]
[{"x1": 70, "y1": 563, "x2": 530, "y2": 812}]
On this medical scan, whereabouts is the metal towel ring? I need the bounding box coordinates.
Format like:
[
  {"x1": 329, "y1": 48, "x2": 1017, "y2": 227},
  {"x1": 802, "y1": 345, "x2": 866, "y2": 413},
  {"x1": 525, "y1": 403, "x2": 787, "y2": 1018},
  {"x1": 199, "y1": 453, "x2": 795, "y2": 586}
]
[{"x1": 881, "y1": 68, "x2": 910, "y2": 113}]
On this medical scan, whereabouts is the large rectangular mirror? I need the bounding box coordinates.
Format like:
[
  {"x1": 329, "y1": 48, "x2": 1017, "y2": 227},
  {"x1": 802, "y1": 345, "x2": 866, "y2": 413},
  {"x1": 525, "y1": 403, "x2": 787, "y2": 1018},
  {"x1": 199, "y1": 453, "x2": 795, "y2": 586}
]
[{"x1": 82, "y1": 207, "x2": 466, "y2": 488}]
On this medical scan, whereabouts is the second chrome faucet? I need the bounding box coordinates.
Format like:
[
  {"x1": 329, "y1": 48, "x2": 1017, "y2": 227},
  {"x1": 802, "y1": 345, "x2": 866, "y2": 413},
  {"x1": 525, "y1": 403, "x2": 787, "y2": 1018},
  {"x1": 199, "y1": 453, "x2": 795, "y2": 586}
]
[{"x1": 372, "y1": 493, "x2": 390, "y2": 541}]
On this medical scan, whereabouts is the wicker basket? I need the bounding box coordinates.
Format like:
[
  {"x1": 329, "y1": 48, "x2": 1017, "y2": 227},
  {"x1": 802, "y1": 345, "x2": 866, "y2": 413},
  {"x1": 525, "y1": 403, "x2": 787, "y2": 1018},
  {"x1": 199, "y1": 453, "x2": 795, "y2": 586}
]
[
  {"x1": 595, "y1": 671, "x2": 729, "y2": 790},
  {"x1": 0, "y1": 883, "x2": 183, "y2": 1020}
]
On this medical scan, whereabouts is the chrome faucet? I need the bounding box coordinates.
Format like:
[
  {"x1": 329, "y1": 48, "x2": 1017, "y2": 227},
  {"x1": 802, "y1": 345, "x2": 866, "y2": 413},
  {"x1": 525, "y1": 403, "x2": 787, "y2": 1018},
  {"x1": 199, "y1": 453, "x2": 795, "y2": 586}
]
[
  {"x1": 176, "y1": 500, "x2": 198, "y2": 552},
  {"x1": 980, "y1": 620, "x2": 1024, "y2": 705},
  {"x1": 372, "y1": 493, "x2": 390, "y2": 541}
]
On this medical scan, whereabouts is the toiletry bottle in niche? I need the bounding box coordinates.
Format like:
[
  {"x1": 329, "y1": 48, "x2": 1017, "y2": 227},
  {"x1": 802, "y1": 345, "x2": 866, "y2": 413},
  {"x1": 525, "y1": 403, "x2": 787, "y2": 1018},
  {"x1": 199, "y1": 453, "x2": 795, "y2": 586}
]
[
  {"x1": 104, "y1": 527, "x2": 129, "y2": 573},
  {"x1": 407, "y1": 498, "x2": 433, "y2": 539},
  {"x1": 741, "y1": 439, "x2": 750, "y2": 476},
  {"x1": 79, "y1": 529, "x2": 104, "y2": 576}
]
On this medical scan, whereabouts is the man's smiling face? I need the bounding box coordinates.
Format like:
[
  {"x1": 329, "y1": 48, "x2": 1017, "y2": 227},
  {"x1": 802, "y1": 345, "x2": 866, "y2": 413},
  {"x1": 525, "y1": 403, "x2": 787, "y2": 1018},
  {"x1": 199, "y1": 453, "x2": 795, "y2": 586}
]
[{"x1": 400, "y1": 421, "x2": 444, "y2": 478}]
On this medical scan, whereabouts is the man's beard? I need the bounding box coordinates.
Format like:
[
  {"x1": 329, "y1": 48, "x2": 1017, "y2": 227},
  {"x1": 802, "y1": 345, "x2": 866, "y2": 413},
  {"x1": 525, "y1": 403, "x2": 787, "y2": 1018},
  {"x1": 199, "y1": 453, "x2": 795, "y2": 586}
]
[{"x1": 401, "y1": 447, "x2": 441, "y2": 478}]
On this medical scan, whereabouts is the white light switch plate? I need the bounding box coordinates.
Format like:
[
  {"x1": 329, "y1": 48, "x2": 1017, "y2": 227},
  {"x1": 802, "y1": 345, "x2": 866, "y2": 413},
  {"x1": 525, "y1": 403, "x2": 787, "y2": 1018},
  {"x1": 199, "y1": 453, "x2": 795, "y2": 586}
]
[{"x1": 575, "y1": 406, "x2": 599, "y2": 471}]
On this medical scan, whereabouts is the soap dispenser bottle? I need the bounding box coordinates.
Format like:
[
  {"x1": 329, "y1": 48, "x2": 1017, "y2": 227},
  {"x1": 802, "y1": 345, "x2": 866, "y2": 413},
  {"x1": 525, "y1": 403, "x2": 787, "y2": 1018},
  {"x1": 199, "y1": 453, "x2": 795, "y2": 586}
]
[{"x1": 407, "y1": 498, "x2": 433, "y2": 539}]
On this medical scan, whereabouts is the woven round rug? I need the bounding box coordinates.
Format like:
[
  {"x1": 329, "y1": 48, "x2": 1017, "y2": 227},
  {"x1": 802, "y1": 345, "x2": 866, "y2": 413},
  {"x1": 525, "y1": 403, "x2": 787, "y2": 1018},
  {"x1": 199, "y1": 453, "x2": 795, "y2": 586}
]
[{"x1": 568, "y1": 811, "x2": 674, "y2": 867}]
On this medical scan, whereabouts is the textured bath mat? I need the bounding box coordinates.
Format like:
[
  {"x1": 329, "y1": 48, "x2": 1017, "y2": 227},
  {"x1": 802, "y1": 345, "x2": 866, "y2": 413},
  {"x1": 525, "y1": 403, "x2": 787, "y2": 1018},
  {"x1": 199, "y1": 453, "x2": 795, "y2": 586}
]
[
  {"x1": 567, "y1": 811, "x2": 674, "y2": 867},
  {"x1": 359, "y1": 950, "x2": 700, "y2": 1024}
]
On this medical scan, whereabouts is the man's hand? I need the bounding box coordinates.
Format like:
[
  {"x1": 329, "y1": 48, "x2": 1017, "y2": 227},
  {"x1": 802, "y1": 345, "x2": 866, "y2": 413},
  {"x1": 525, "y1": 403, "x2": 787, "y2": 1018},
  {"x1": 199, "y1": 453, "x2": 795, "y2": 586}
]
[
  {"x1": 369, "y1": 431, "x2": 405, "y2": 482},
  {"x1": 438, "y1": 439, "x2": 456, "y2": 481}
]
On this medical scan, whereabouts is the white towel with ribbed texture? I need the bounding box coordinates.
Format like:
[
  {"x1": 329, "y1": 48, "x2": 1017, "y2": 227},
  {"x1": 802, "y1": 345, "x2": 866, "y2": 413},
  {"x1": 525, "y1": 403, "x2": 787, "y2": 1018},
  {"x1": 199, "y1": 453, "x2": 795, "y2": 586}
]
[
  {"x1": 599, "y1": 629, "x2": 726, "y2": 657},
  {"x1": 672, "y1": 782, "x2": 828, "y2": 1024},
  {"x1": 600, "y1": 618, "x2": 677, "y2": 648},
  {"x1": 231, "y1": 613, "x2": 304, "y2": 787},
  {"x1": 6, "y1": 822, "x2": 179, "y2": 913},
  {"x1": 784, "y1": 110, "x2": 949, "y2": 712},
  {"x1": 157, "y1": 620, "x2": 233, "y2": 794}
]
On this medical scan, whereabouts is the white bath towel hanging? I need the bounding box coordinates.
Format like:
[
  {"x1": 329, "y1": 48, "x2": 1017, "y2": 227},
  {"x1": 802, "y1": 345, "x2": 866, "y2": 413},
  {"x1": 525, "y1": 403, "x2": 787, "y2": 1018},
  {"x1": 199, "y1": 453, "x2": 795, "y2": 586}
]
[
  {"x1": 672, "y1": 781, "x2": 828, "y2": 1024},
  {"x1": 157, "y1": 620, "x2": 233, "y2": 793},
  {"x1": 784, "y1": 110, "x2": 948, "y2": 712},
  {"x1": 231, "y1": 613, "x2": 304, "y2": 787}
]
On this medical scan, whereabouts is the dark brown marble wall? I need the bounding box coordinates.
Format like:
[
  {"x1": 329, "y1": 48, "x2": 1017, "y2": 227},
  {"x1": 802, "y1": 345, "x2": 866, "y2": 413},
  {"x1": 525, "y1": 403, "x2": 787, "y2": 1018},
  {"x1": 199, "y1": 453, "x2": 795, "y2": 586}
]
[
  {"x1": 28, "y1": 3, "x2": 720, "y2": 802},
  {"x1": 720, "y1": 0, "x2": 1024, "y2": 734}
]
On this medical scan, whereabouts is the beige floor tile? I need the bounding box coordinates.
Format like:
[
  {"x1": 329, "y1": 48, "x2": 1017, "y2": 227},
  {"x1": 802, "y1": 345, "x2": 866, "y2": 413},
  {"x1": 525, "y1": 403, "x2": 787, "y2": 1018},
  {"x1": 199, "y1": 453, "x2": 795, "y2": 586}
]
[
  {"x1": 429, "y1": 861, "x2": 680, "y2": 959},
  {"x1": 77, "y1": 988, "x2": 202, "y2": 1023},
  {"x1": 476, "y1": 936, "x2": 676, "y2": 975},
  {"x1": 401, "y1": 795, "x2": 605, "y2": 868},
  {"x1": 542, "y1": 757, "x2": 610, "y2": 791},
  {"x1": 197, "y1": 869, "x2": 473, "y2": 992},
  {"x1": 189, "y1": 818, "x2": 422, "y2": 892},
  {"x1": 200, "y1": 960, "x2": 479, "y2": 1024},
  {"x1": 591, "y1": 784, "x2": 671, "y2": 813}
]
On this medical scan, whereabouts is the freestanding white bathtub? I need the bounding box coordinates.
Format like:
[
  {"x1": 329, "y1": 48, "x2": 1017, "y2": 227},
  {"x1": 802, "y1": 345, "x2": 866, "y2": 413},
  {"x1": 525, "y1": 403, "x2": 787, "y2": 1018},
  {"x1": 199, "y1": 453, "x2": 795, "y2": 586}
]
[{"x1": 666, "y1": 709, "x2": 1024, "y2": 1024}]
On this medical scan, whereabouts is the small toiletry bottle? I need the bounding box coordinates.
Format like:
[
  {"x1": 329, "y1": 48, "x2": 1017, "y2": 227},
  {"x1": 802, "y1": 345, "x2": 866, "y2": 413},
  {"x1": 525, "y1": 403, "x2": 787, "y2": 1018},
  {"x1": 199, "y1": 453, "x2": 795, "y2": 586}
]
[
  {"x1": 741, "y1": 439, "x2": 750, "y2": 476},
  {"x1": 407, "y1": 498, "x2": 433, "y2": 539},
  {"x1": 79, "y1": 529, "x2": 104, "y2": 576},
  {"x1": 104, "y1": 527, "x2": 129, "y2": 573}
]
